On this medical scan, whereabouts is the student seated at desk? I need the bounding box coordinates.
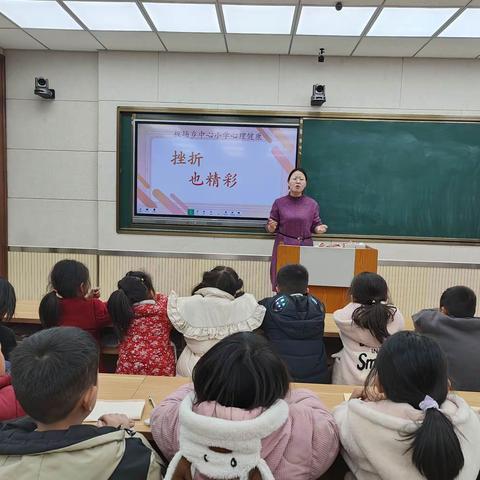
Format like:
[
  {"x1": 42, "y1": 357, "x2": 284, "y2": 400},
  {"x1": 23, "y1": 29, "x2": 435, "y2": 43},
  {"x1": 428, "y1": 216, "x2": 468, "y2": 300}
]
[
  {"x1": 413, "y1": 286, "x2": 480, "y2": 391},
  {"x1": 107, "y1": 271, "x2": 175, "y2": 376},
  {"x1": 259, "y1": 264, "x2": 328, "y2": 383},
  {"x1": 333, "y1": 331, "x2": 480, "y2": 480},
  {"x1": 0, "y1": 327, "x2": 163, "y2": 480},
  {"x1": 167, "y1": 266, "x2": 265, "y2": 377},
  {"x1": 39, "y1": 260, "x2": 111, "y2": 370},
  {"x1": 332, "y1": 272, "x2": 404, "y2": 385},
  {"x1": 39, "y1": 260, "x2": 111, "y2": 342},
  {"x1": 151, "y1": 332, "x2": 339, "y2": 480},
  {"x1": 0, "y1": 344, "x2": 25, "y2": 422}
]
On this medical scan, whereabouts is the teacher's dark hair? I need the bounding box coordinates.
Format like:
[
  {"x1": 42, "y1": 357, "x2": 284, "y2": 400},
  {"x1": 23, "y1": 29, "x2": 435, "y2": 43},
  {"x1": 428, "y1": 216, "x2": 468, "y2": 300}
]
[
  {"x1": 364, "y1": 332, "x2": 464, "y2": 480},
  {"x1": 287, "y1": 168, "x2": 308, "y2": 182}
]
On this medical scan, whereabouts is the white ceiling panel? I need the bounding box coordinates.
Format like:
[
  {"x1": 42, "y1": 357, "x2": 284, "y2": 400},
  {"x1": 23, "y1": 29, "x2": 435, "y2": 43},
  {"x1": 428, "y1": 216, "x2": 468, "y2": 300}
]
[
  {"x1": 218, "y1": 0, "x2": 298, "y2": 4},
  {"x1": 0, "y1": 28, "x2": 45, "y2": 49},
  {"x1": 300, "y1": 0, "x2": 381, "y2": 5},
  {"x1": 143, "y1": 3, "x2": 220, "y2": 33},
  {"x1": 368, "y1": 7, "x2": 458, "y2": 37},
  {"x1": 223, "y1": 5, "x2": 295, "y2": 34},
  {"x1": 0, "y1": 0, "x2": 82, "y2": 29},
  {"x1": 0, "y1": 13, "x2": 16, "y2": 28},
  {"x1": 290, "y1": 35, "x2": 358, "y2": 55},
  {"x1": 354, "y1": 37, "x2": 426, "y2": 56},
  {"x1": 26, "y1": 29, "x2": 103, "y2": 50},
  {"x1": 415, "y1": 37, "x2": 480, "y2": 57},
  {"x1": 65, "y1": 1, "x2": 150, "y2": 31},
  {"x1": 383, "y1": 0, "x2": 468, "y2": 5},
  {"x1": 226, "y1": 34, "x2": 290, "y2": 54},
  {"x1": 297, "y1": 6, "x2": 377, "y2": 35},
  {"x1": 160, "y1": 32, "x2": 226, "y2": 52},
  {"x1": 439, "y1": 8, "x2": 480, "y2": 37},
  {"x1": 93, "y1": 31, "x2": 165, "y2": 50}
]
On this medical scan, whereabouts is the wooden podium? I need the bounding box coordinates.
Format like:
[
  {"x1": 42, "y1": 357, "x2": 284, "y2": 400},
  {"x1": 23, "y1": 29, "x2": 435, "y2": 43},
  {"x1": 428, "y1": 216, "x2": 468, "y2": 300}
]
[{"x1": 277, "y1": 244, "x2": 378, "y2": 313}]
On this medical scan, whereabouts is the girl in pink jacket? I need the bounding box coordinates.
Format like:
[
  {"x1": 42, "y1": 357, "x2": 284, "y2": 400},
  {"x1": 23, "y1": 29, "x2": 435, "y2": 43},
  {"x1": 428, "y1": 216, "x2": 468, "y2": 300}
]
[
  {"x1": 151, "y1": 332, "x2": 339, "y2": 480},
  {"x1": 332, "y1": 272, "x2": 404, "y2": 385}
]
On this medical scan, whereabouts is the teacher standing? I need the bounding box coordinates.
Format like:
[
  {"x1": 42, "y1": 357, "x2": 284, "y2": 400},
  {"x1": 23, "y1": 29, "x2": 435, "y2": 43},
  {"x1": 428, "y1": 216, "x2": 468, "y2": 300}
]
[{"x1": 266, "y1": 168, "x2": 328, "y2": 290}]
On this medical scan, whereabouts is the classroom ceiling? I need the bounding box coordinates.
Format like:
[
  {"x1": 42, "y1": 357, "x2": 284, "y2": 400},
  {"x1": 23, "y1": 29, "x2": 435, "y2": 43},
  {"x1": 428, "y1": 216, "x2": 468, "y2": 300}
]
[{"x1": 0, "y1": 0, "x2": 479, "y2": 58}]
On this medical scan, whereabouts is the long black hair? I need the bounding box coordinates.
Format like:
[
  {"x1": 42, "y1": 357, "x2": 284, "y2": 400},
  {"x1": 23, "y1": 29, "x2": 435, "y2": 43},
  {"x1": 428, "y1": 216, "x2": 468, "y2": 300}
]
[
  {"x1": 192, "y1": 266, "x2": 244, "y2": 298},
  {"x1": 107, "y1": 271, "x2": 154, "y2": 341},
  {"x1": 39, "y1": 260, "x2": 91, "y2": 328},
  {"x1": 349, "y1": 272, "x2": 397, "y2": 343},
  {"x1": 193, "y1": 332, "x2": 290, "y2": 410},
  {"x1": 364, "y1": 331, "x2": 464, "y2": 480}
]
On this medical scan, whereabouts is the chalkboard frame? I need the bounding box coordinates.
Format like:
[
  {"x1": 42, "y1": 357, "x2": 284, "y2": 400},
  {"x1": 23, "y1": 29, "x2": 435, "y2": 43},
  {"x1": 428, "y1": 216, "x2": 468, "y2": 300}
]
[{"x1": 117, "y1": 106, "x2": 480, "y2": 244}]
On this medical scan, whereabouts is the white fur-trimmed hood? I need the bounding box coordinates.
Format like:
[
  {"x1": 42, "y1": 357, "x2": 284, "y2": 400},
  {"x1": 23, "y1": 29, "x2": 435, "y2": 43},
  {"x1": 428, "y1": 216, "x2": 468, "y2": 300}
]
[{"x1": 165, "y1": 392, "x2": 289, "y2": 480}]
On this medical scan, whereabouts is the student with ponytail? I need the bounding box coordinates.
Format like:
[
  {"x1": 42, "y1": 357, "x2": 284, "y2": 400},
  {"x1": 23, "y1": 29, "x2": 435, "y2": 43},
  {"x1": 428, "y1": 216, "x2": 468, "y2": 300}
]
[
  {"x1": 333, "y1": 331, "x2": 480, "y2": 480},
  {"x1": 332, "y1": 272, "x2": 404, "y2": 385},
  {"x1": 107, "y1": 271, "x2": 175, "y2": 376},
  {"x1": 168, "y1": 266, "x2": 265, "y2": 376},
  {"x1": 38, "y1": 260, "x2": 110, "y2": 347}
]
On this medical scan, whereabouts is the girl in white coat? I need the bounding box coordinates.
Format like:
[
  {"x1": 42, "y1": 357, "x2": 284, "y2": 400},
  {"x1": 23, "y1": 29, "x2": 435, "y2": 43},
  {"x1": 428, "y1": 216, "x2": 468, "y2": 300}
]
[
  {"x1": 332, "y1": 272, "x2": 404, "y2": 385},
  {"x1": 334, "y1": 331, "x2": 480, "y2": 480},
  {"x1": 168, "y1": 266, "x2": 265, "y2": 377}
]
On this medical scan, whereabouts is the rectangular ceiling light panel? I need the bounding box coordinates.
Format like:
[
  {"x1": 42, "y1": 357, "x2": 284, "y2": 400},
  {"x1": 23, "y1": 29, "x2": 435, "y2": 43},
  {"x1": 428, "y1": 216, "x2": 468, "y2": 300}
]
[
  {"x1": 0, "y1": 0, "x2": 81, "y2": 29},
  {"x1": 222, "y1": 5, "x2": 295, "y2": 35},
  {"x1": 440, "y1": 9, "x2": 480, "y2": 38},
  {"x1": 296, "y1": 6, "x2": 377, "y2": 36},
  {"x1": 368, "y1": 7, "x2": 458, "y2": 37},
  {"x1": 143, "y1": 3, "x2": 220, "y2": 32},
  {"x1": 64, "y1": 1, "x2": 151, "y2": 31}
]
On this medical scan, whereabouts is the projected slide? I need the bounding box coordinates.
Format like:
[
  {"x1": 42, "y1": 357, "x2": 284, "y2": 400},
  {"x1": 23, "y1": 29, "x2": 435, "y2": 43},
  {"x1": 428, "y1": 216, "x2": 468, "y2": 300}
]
[{"x1": 135, "y1": 122, "x2": 298, "y2": 219}]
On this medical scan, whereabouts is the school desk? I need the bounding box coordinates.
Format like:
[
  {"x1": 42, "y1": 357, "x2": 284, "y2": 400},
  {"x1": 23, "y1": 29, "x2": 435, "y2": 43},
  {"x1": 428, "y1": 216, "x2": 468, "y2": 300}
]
[
  {"x1": 95, "y1": 373, "x2": 480, "y2": 439},
  {"x1": 10, "y1": 300, "x2": 415, "y2": 340}
]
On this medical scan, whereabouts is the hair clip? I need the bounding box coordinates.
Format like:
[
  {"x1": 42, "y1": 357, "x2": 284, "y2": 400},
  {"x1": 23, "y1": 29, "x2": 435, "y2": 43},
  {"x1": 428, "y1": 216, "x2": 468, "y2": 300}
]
[{"x1": 419, "y1": 395, "x2": 439, "y2": 411}]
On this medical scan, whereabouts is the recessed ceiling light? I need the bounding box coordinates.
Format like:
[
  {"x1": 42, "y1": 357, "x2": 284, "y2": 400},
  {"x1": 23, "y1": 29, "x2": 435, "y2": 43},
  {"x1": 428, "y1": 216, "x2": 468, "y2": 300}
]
[
  {"x1": 0, "y1": 0, "x2": 81, "y2": 29},
  {"x1": 297, "y1": 6, "x2": 376, "y2": 36},
  {"x1": 222, "y1": 5, "x2": 295, "y2": 35},
  {"x1": 143, "y1": 3, "x2": 220, "y2": 33},
  {"x1": 439, "y1": 8, "x2": 480, "y2": 38},
  {"x1": 64, "y1": 1, "x2": 151, "y2": 31},
  {"x1": 368, "y1": 7, "x2": 458, "y2": 37}
]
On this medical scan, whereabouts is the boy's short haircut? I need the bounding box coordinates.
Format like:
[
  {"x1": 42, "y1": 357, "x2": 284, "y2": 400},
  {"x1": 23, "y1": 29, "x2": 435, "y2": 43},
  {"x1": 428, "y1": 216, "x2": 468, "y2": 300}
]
[
  {"x1": 11, "y1": 327, "x2": 99, "y2": 424},
  {"x1": 440, "y1": 286, "x2": 477, "y2": 318},
  {"x1": 276, "y1": 264, "x2": 309, "y2": 295}
]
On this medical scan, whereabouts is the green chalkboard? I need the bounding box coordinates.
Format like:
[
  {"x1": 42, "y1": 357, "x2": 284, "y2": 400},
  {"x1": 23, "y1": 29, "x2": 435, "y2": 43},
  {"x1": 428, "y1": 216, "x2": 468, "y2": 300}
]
[{"x1": 301, "y1": 119, "x2": 480, "y2": 241}]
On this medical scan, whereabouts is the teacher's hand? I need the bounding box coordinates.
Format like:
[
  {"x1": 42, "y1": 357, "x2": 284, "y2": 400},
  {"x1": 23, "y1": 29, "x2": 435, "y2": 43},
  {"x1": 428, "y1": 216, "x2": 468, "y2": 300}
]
[
  {"x1": 266, "y1": 218, "x2": 278, "y2": 233},
  {"x1": 315, "y1": 224, "x2": 328, "y2": 234}
]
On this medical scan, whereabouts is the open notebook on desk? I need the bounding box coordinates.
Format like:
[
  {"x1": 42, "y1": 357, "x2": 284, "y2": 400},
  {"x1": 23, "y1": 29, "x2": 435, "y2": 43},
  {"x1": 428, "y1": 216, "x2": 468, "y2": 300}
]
[{"x1": 85, "y1": 400, "x2": 145, "y2": 422}]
